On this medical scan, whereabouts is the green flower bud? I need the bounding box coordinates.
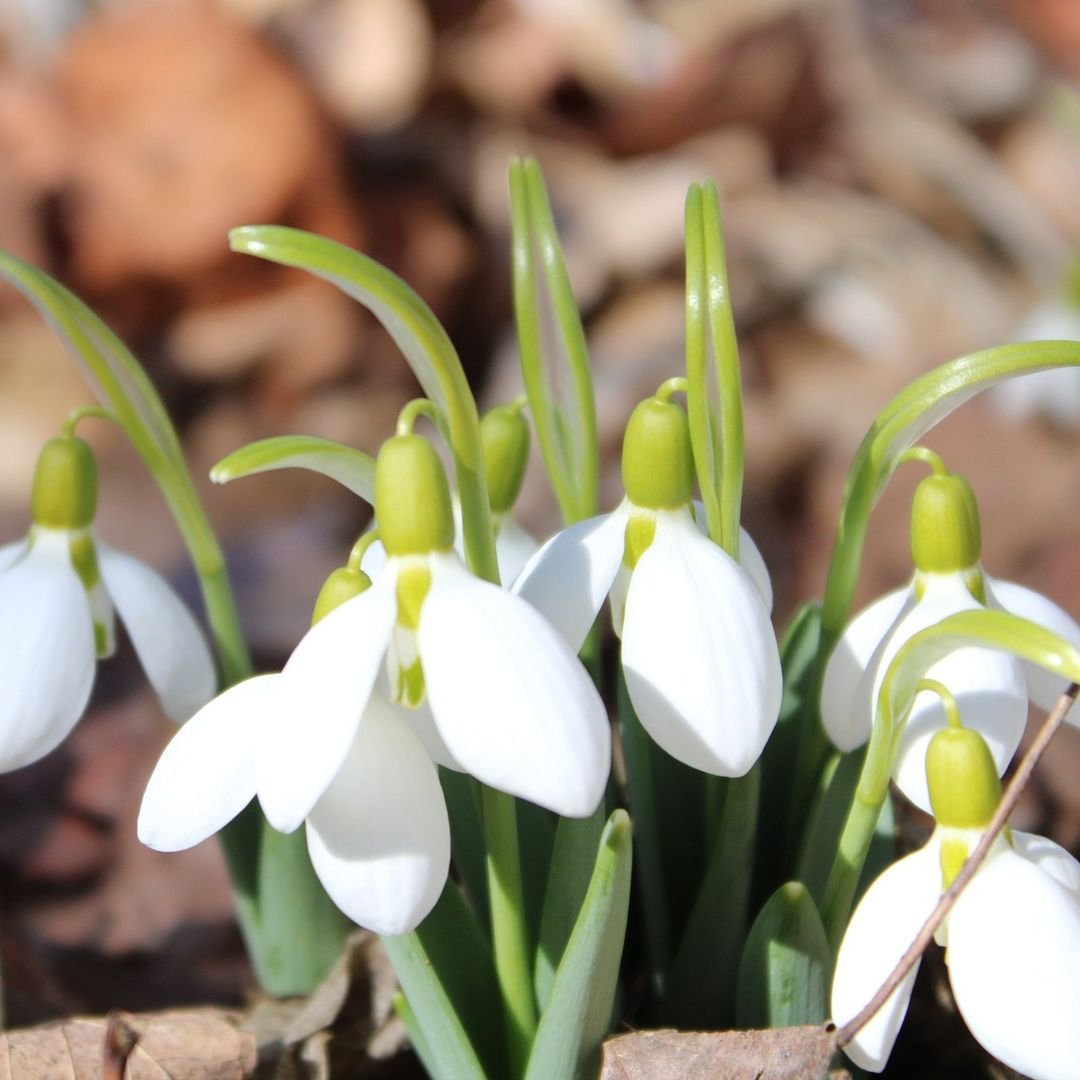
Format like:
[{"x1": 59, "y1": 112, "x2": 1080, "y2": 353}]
[
  {"x1": 910, "y1": 472, "x2": 981, "y2": 575},
  {"x1": 926, "y1": 724, "x2": 1001, "y2": 831},
  {"x1": 621, "y1": 397, "x2": 693, "y2": 510},
  {"x1": 481, "y1": 405, "x2": 530, "y2": 515},
  {"x1": 311, "y1": 566, "x2": 371, "y2": 625},
  {"x1": 31, "y1": 436, "x2": 98, "y2": 530},
  {"x1": 375, "y1": 435, "x2": 454, "y2": 557}
]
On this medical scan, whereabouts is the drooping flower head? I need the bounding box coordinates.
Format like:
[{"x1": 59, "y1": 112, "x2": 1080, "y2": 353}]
[
  {"x1": 0, "y1": 431, "x2": 215, "y2": 772},
  {"x1": 515, "y1": 385, "x2": 782, "y2": 777},
  {"x1": 832, "y1": 701, "x2": 1080, "y2": 1079},
  {"x1": 140, "y1": 561, "x2": 451, "y2": 935},
  {"x1": 821, "y1": 452, "x2": 1079, "y2": 811}
]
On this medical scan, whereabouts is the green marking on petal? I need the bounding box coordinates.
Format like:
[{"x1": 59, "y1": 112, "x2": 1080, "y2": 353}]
[
  {"x1": 68, "y1": 530, "x2": 101, "y2": 591},
  {"x1": 622, "y1": 511, "x2": 657, "y2": 572},
  {"x1": 93, "y1": 620, "x2": 108, "y2": 656},
  {"x1": 396, "y1": 560, "x2": 433, "y2": 631},
  {"x1": 398, "y1": 657, "x2": 426, "y2": 709},
  {"x1": 939, "y1": 834, "x2": 970, "y2": 891}
]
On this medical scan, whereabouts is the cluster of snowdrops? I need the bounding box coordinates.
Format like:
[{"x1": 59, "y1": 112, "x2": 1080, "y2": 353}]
[{"x1": 2, "y1": 163, "x2": 1080, "y2": 1079}]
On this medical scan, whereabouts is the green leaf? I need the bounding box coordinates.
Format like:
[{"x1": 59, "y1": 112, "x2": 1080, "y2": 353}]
[
  {"x1": 735, "y1": 881, "x2": 831, "y2": 1029},
  {"x1": 755, "y1": 603, "x2": 823, "y2": 904},
  {"x1": 509, "y1": 157, "x2": 598, "y2": 525},
  {"x1": 663, "y1": 765, "x2": 760, "y2": 1028},
  {"x1": 684, "y1": 181, "x2": 744, "y2": 556},
  {"x1": 440, "y1": 770, "x2": 489, "y2": 928},
  {"x1": 228, "y1": 225, "x2": 498, "y2": 584},
  {"x1": 211, "y1": 435, "x2": 375, "y2": 501},
  {"x1": 525, "y1": 810, "x2": 632, "y2": 1080},
  {"x1": 819, "y1": 340, "x2": 1080, "y2": 659},
  {"x1": 383, "y1": 881, "x2": 505, "y2": 1080},
  {"x1": 534, "y1": 803, "x2": 607, "y2": 1009}
]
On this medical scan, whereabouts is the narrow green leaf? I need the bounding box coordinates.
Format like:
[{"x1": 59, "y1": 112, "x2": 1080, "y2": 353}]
[
  {"x1": 534, "y1": 803, "x2": 607, "y2": 1009},
  {"x1": 518, "y1": 799, "x2": 556, "y2": 960},
  {"x1": 820, "y1": 340, "x2": 1080, "y2": 659},
  {"x1": 755, "y1": 603, "x2": 823, "y2": 904},
  {"x1": 383, "y1": 881, "x2": 505, "y2": 1080},
  {"x1": 440, "y1": 769, "x2": 489, "y2": 927},
  {"x1": 228, "y1": 225, "x2": 498, "y2": 584},
  {"x1": 393, "y1": 991, "x2": 436, "y2": 1076},
  {"x1": 663, "y1": 765, "x2": 760, "y2": 1028},
  {"x1": 509, "y1": 157, "x2": 598, "y2": 525},
  {"x1": 735, "y1": 882, "x2": 831, "y2": 1029},
  {"x1": 211, "y1": 435, "x2": 375, "y2": 501},
  {"x1": 525, "y1": 810, "x2": 632, "y2": 1080},
  {"x1": 684, "y1": 181, "x2": 744, "y2": 556}
]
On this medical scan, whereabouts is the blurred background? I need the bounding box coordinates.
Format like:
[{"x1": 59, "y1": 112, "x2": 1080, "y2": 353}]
[{"x1": 0, "y1": 0, "x2": 1078, "y2": 1055}]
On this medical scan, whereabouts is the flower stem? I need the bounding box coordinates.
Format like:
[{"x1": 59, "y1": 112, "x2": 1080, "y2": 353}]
[{"x1": 482, "y1": 784, "x2": 537, "y2": 1073}]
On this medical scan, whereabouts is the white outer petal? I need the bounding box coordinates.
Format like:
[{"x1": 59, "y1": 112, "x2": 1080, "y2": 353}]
[
  {"x1": 306, "y1": 695, "x2": 450, "y2": 935},
  {"x1": 1009, "y1": 830, "x2": 1080, "y2": 904},
  {"x1": 494, "y1": 516, "x2": 540, "y2": 587},
  {"x1": 0, "y1": 536, "x2": 96, "y2": 771},
  {"x1": 98, "y1": 543, "x2": 217, "y2": 723},
  {"x1": 832, "y1": 841, "x2": 942, "y2": 1072},
  {"x1": 138, "y1": 674, "x2": 271, "y2": 851},
  {"x1": 421, "y1": 553, "x2": 611, "y2": 817},
  {"x1": 691, "y1": 501, "x2": 773, "y2": 611},
  {"x1": 621, "y1": 511, "x2": 782, "y2": 776},
  {"x1": 821, "y1": 587, "x2": 911, "y2": 752},
  {"x1": 403, "y1": 700, "x2": 462, "y2": 771},
  {"x1": 0, "y1": 539, "x2": 26, "y2": 573},
  {"x1": 257, "y1": 568, "x2": 398, "y2": 833},
  {"x1": 512, "y1": 505, "x2": 628, "y2": 652},
  {"x1": 986, "y1": 576, "x2": 1080, "y2": 716},
  {"x1": 947, "y1": 848, "x2": 1080, "y2": 1080},
  {"x1": 859, "y1": 574, "x2": 1027, "y2": 813}
]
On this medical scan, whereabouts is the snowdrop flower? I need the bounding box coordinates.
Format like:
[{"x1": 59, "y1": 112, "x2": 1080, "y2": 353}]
[
  {"x1": 822, "y1": 457, "x2": 1079, "y2": 811},
  {"x1": 139, "y1": 564, "x2": 451, "y2": 934},
  {"x1": 833, "y1": 714, "x2": 1080, "y2": 1079},
  {"x1": 0, "y1": 434, "x2": 215, "y2": 773},
  {"x1": 515, "y1": 389, "x2": 782, "y2": 777}
]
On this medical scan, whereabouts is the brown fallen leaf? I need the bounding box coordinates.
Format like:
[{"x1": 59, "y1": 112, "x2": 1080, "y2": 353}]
[
  {"x1": 601, "y1": 1025, "x2": 847, "y2": 1080},
  {"x1": 0, "y1": 1007, "x2": 256, "y2": 1080}
]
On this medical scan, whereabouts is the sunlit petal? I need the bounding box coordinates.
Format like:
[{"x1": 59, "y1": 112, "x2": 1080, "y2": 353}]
[
  {"x1": 621, "y1": 513, "x2": 782, "y2": 776},
  {"x1": 257, "y1": 568, "x2": 398, "y2": 833},
  {"x1": 98, "y1": 543, "x2": 217, "y2": 723},
  {"x1": 0, "y1": 539, "x2": 26, "y2": 573},
  {"x1": 821, "y1": 587, "x2": 911, "y2": 752},
  {"x1": 404, "y1": 700, "x2": 462, "y2": 771},
  {"x1": 986, "y1": 576, "x2": 1080, "y2": 716},
  {"x1": 138, "y1": 675, "x2": 272, "y2": 851},
  {"x1": 422, "y1": 553, "x2": 610, "y2": 817},
  {"x1": 306, "y1": 696, "x2": 450, "y2": 934},
  {"x1": 0, "y1": 536, "x2": 95, "y2": 771},
  {"x1": 948, "y1": 849, "x2": 1080, "y2": 1080},
  {"x1": 512, "y1": 505, "x2": 628, "y2": 652},
  {"x1": 1011, "y1": 830, "x2": 1080, "y2": 903},
  {"x1": 832, "y1": 842, "x2": 941, "y2": 1072}
]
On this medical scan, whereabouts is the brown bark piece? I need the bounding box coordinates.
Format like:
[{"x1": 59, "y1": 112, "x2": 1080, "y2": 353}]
[{"x1": 601, "y1": 1026, "x2": 846, "y2": 1080}]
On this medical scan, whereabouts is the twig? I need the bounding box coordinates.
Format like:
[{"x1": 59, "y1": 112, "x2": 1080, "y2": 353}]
[{"x1": 834, "y1": 681, "x2": 1080, "y2": 1049}]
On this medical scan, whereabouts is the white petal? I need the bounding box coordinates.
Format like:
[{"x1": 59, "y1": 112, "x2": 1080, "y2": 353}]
[
  {"x1": 1009, "y1": 830, "x2": 1080, "y2": 903},
  {"x1": 821, "y1": 587, "x2": 911, "y2": 752},
  {"x1": 621, "y1": 512, "x2": 782, "y2": 776},
  {"x1": 986, "y1": 576, "x2": 1080, "y2": 716},
  {"x1": 495, "y1": 516, "x2": 540, "y2": 587},
  {"x1": 0, "y1": 537, "x2": 96, "y2": 771},
  {"x1": 832, "y1": 842, "x2": 942, "y2": 1072},
  {"x1": 306, "y1": 695, "x2": 450, "y2": 934},
  {"x1": 857, "y1": 574, "x2": 1027, "y2": 813},
  {"x1": 947, "y1": 848, "x2": 1080, "y2": 1080},
  {"x1": 512, "y1": 505, "x2": 628, "y2": 652},
  {"x1": 138, "y1": 674, "x2": 272, "y2": 851},
  {"x1": 98, "y1": 544, "x2": 217, "y2": 723},
  {"x1": 0, "y1": 539, "x2": 27, "y2": 573},
  {"x1": 691, "y1": 502, "x2": 773, "y2": 611},
  {"x1": 403, "y1": 700, "x2": 463, "y2": 771},
  {"x1": 257, "y1": 569, "x2": 398, "y2": 833},
  {"x1": 421, "y1": 553, "x2": 611, "y2": 817}
]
